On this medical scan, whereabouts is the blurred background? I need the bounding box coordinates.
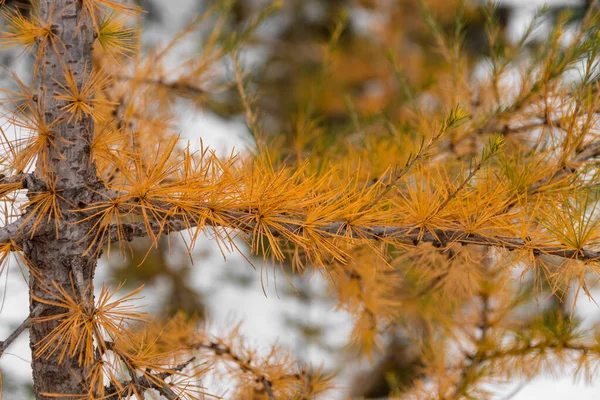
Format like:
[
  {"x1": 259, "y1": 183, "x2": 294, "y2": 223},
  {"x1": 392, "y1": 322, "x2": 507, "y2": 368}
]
[{"x1": 1, "y1": 0, "x2": 600, "y2": 398}]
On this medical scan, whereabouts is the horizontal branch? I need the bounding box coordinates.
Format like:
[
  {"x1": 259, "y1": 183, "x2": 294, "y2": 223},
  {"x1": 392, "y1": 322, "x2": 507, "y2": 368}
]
[
  {"x1": 474, "y1": 118, "x2": 564, "y2": 136},
  {"x1": 483, "y1": 340, "x2": 599, "y2": 362},
  {"x1": 110, "y1": 215, "x2": 600, "y2": 263},
  {"x1": 102, "y1": 139, "x2": 600, "y2": 264},
  {"x1": 452, "y1": 336, "x2": 600, "y2": 398}
]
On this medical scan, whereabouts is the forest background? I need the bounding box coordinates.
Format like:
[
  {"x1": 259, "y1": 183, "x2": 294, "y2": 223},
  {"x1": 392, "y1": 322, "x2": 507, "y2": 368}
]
[{"x1": 1, "y1": 0, "x2": 600, "y2": 399}]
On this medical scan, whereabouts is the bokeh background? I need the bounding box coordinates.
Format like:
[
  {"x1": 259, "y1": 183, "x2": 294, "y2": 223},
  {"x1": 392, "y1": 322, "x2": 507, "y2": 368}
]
[{"x1": 1, "y1": 0, "x2": 599, "y2": 398}]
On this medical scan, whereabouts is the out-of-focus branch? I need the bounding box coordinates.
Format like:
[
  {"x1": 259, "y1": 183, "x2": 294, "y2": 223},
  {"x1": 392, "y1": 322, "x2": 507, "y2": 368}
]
[
  {"x1": 528, "y1": 139, "x2": 600, "y2": 191},
  {"x1": 192, "y1": 341, "x2": 277, "y2": 400},
  {"x1": 113, "y1": 74, "x2": 207, "y2": 98},
  {"x1": 450, "y1": 293, "x2": 492, "y2": 399},
  {"x1": 103, "y1": 357, "x2": 196, "y2": 400},
  {"x1": 473, "y1": 117, "x2": 565, "y2": 137}
]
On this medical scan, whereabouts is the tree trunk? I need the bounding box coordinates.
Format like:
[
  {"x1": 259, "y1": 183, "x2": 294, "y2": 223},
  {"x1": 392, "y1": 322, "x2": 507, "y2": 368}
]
[{"x1": 24, "y1": 1, "x2": 100, "y2": 398}]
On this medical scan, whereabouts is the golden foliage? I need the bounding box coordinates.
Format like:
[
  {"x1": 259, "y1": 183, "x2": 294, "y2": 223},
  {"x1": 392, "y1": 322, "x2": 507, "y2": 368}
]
[
  {"x1": 2, "y1": 0, "x2": 600, "y2": 398},
  {"x1": 80, "y1": 0, "x2": 142, "y2": 30},
  {"x1": 53, "y1": 67, "x2": 117, "y2": 123},
  {"x1": 96, "y1": 15, "x2": 138, "y2": 63},
  {"x1": 0, "y1": 6, "x2": 53, "y2": 52},
  {"x1": 32, "y1": 280, "x2": 147, "y2": 367}
]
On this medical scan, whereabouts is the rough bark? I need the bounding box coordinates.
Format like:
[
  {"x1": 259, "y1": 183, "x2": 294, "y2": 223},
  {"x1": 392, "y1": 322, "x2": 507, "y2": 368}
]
[{"x1": 24, "y1": 1, "x2": 101, "y2": 398}]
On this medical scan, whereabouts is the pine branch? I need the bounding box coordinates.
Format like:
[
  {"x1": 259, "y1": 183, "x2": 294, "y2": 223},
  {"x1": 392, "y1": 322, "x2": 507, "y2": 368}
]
[
  {"x1": 111, "y1": 216, "x2": 600, "y2": 263},
  {"x1": 481, "y1": 340, "x2": 599, "y2": 362},
  {"x1": 99, "y1": 138, "x2": 600, "y2": 266},
  {"x1": 0, "y1": 304, "x2": 44, "y2": 358},
  {"x1": 103, "y1": 357, "x2": 196, "y2": 400},
  {"x1": 448, "y1": 289, "x2": 598, "y2": 400}
]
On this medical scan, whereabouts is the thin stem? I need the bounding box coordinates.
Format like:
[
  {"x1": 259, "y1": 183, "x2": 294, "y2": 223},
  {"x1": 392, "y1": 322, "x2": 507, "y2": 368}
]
[
  {"x1": 103, "y1": 357, "x2": 196, "y2": 400},
  {"x1": 0, "y1": 304, "x2": 44, "y2": 358}
]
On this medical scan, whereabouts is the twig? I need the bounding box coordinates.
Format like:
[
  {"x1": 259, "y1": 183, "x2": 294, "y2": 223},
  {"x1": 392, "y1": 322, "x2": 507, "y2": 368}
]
[
  {"x1": 451, "y1": 293, "x2": 491, "y2": 399},
  {"x1": 0, "y1": 172, "x2": 29, "y2": 186},
  {"x1": 0, "y1": 304, "x2": 44, "y2": 358},
  {"x1": 527, "y1": 139, "x2": 600, "y2": 193},
  {"x1": 0, "y1": 215, "x2": 47, "y2": 245},
  {"x1": 113, "y1": 74, "x2": 206, "y2": 98},
  {"x1": 193, "y1": 341, "x2": 277, "y2": 400},
  {"x1": 103, "y1": 357, "x2": 196, "y2": 400},
  {"x1": 111, "y1": 216, "x2": 600, "y2": 263},
  {"x1": 499, "y1": 382, "x2": 528, "y2": 400}
]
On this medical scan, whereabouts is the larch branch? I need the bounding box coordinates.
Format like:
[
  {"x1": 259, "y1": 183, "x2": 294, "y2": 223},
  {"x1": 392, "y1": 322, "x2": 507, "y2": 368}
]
[
  {"x1": 99, "y1": 132, "x2": 600, "y2": 265},
  {"x1": 110, "y1": 216, "x2": 600, "y2": 263}
]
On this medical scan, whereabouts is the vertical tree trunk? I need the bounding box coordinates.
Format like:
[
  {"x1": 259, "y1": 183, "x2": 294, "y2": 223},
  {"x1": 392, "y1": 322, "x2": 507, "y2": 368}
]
[{"x1": 24, "y1": 1, "x2": 101, "y2": 398}]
